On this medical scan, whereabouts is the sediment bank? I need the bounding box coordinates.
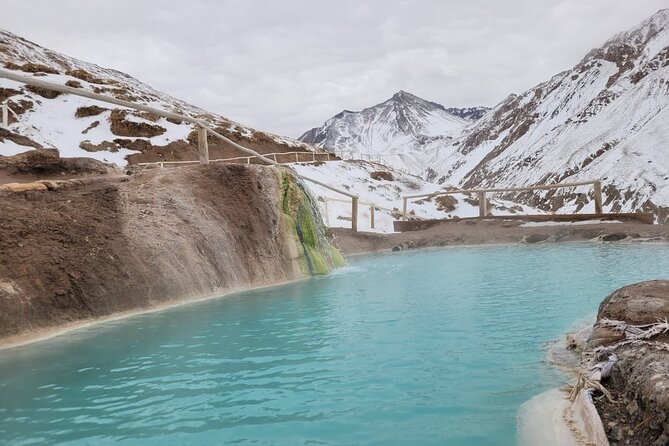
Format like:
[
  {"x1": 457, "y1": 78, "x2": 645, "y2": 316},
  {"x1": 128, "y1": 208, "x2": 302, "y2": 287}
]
[
  {"x1": 0, "y1": 163, "x2": 342, "y2": 347},
  {"x1": 330, "y1": 220, "x2": 669, "y2": 256}
]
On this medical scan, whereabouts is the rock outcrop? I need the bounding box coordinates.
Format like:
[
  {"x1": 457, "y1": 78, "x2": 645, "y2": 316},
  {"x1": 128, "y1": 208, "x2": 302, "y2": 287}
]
[
  {"x1": 587, "y1": 281, "x2": 669, "y2": 445},
  {"x1": 0, "y1": 163, "x2": 343, "y2": 346}
]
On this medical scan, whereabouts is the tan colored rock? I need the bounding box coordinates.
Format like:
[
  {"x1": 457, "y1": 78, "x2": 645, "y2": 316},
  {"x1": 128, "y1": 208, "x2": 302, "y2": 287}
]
[{"x1": 4, "y1": 182, "x2": 48, "y2": 192}]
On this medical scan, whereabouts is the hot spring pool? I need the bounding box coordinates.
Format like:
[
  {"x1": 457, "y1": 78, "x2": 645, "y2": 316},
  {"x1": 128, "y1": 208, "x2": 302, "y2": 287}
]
[{"x1": 2, "y1": 244, "x2": 669, "y2": 445}]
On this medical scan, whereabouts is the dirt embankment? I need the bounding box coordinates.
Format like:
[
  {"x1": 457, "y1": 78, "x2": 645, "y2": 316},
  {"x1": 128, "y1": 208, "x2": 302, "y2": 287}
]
[
  {"x1": 586, "y1": 282, "x2": 669, "y2": 446},
  {"x1": 329, "y1": 220, "x2": 669, "y2": 256},
  {"x1": 0, "y1": 163, "x2": 340, "y2": 347},
  {"x1": 0, "y1": 148, "x2": 120, "y2": 184}
]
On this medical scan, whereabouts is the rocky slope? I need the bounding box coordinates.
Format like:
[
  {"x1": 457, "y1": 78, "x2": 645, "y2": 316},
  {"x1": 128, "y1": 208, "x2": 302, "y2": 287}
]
[
  {"x1": 444, "y1": 106, "x2": 490, "y2": 122},
  {"x1": 425, "y1": 9, "x2": 669, "y2": 221},
  {"x1": 0, "y1": 162, "x2": 343, "y2": 346},
  {"x1": 299, "y1": 91, "x2": 476, "y2": 174},
  {"x1": 0, "y1": 29, "x2": 321, "y2": 166}
]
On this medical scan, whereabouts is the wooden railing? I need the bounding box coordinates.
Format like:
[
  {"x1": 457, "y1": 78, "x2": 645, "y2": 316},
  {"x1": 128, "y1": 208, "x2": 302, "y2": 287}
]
[
  {"x1": 333, "y1": 147, "x2": 416, "y2": 176},
  {"x1": 402, "y1": 180, "x2": 604, "y2": 220},
  {"x1": 137, "y1": 151, "x2": 332, "y2": 169},
  {"x1": 320, "y1": 196, "x2": 428, "y2": 230},
  {"x1": 0, "y1": 68, "x2": 360, "y2": 231},
  {"x1": 1, "y1": 101, "x2": 20, "y2": 128}
]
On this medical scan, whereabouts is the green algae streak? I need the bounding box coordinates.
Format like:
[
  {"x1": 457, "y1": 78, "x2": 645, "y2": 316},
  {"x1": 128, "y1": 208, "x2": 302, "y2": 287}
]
[{"x1": 279, "y1": 170, "x2": 345, "y2": 275}]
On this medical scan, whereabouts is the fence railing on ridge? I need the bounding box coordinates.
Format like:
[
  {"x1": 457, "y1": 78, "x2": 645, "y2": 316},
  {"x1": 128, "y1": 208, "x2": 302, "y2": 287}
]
[{"x1": 0, "y1": 68, "x2": 361, "y2": 231}]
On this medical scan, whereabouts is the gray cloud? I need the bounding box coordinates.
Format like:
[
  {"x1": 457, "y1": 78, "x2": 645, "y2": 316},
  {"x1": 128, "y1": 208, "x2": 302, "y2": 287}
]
[{"x1": 2, "y1": 0, "x2": 666, "y2": 137}]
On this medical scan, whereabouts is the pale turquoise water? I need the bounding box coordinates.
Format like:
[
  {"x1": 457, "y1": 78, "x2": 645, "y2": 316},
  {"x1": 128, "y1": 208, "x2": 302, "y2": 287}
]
[{"x1": 1, "y1": 244, "x2": 669, "y2": 445}]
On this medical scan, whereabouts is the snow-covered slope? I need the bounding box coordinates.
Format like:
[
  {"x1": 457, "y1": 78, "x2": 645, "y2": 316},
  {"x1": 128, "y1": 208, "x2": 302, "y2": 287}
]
[
  {"x1": 427, "y1": 9, "x2": 669, "y2": 221},
  {"x1": 292, "y1": 160, "x2": 543, "y2": 233},
  {"x1": 0, "y1": 29, "x2": 318, "y2": 165},
  {"x1": 299, "y1": 91, "x2": 473, "y2": 174}
]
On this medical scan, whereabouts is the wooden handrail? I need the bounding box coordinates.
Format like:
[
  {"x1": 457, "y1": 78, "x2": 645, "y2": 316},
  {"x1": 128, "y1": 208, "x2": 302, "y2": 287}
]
[
  {"x1": 0, "y1": 68, "x2": 359, "y2": 230},
  {"x1": 136, "y1": 151, "x2": 331, "y2": 167},
  {"x1": 402, "y1": 180, "x2": 604, "y2": 220}
]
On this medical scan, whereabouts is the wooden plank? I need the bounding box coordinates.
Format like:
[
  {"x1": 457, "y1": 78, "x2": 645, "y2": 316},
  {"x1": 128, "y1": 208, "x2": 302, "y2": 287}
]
[
  {"x1": 351, "y1": 197, "x2": 359, "y2": 232},
  {"x1": 594, "y1": 180, "x2": 603, "y2": 214},
  {"x1": 197, "y1": 126, "x2": 209, "y2": 165},
  {"x1": 403, "y1": 180, "x2": 600, "y2": 200}
]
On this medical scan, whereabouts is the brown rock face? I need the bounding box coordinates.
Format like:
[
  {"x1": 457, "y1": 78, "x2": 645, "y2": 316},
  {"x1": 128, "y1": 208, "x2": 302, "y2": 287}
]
[
  {"x1": 0, "y1": 164, "x2": 311, "y2": 344},
  {"x1": 25, "y1": 85, "x2": 61, "y2": 99},
  {"x1": 0, "y1": 149, "x2": 119, "y2": 181},
  {"x1": 598, "y1": 281, "x2": 669, "y2": 325},
  {"x1": 109, "y1": 109, "x2": 166, "y2": 138},
  {"x1": 370, "y1": 170, "x2": 393, "y2": 181},
  {"x1": 65, "y1": 80, "x2": 82, "y2": 88},
  {"x1": 66, "y1": 69, "x2": 105, "y2": 84},
  {"x1": 3, "y1": 62, "x2": 59, "y2": 74},
  {"x1": 0, "y1": 128, "x2": 42, "y2": 149},
  {"x1": 79, "y1": 140, "x2": 120, "y2": 153},
  {"x1": 75, "y1": 105, "x2": 108, "y2": 118},
  {"x1": 0, "y1": 87, "x2": 21, "y2": 102},
  {"x1": 588, "y1": 280, "x2": 669, "y2": 446}
]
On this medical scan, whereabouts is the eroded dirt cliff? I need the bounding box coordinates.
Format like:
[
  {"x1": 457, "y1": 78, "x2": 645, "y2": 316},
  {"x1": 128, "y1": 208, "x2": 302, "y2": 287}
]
[{"x1": 0, "y1": 163, "x2": 342, "y2": 345}]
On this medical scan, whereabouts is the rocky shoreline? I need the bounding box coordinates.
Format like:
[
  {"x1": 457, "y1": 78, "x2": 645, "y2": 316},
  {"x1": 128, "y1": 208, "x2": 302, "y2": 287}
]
[
  {"x1": 556, "y1": 281, "x2": 669, "y2": 446},
  {"x1": 329, "y1": 221, "x2": 669, "y2": 257}
]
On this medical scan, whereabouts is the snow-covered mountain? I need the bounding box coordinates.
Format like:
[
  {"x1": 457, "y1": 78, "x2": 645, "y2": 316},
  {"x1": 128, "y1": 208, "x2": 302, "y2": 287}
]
[
  {"x1": 302, "y1": 9, "x2": 669, "y2": 222},
  {"x1": 0, "y1": 29, "x2": 318, "y2": 166},
  {"x1": 425, "y1": 8, "x2": 669, "y2": 221},
  {"x1": 299, "y1": 91, "x2": 476, "y2": 174}
]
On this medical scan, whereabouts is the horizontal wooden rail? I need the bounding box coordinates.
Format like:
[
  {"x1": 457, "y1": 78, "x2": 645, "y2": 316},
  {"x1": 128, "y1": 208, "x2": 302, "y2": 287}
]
[
  {"x1": 402, "y1": 180, "x2": 603, "y2": 220},
  {"x1": 0, "y1": 68, "x2": 359, "y2": 230},
  {"x1": 333, "y1": 148, "x2": 417, "y2": 176},
  {"x1": 137, "y1": 151, "x2": 332, "y2": 168}
]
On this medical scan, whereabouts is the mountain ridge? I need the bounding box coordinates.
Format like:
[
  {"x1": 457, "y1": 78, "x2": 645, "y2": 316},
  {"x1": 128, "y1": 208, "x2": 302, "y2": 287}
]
[
  {"x1": 301, "y1": 8, "x2": 669, "y2": 222},
  {"x1": 423, "y1": 8, "x2": 669, "y2": 220},
  {"x1": 299, "y1": 90, "x2": 487, "y2": 173}
]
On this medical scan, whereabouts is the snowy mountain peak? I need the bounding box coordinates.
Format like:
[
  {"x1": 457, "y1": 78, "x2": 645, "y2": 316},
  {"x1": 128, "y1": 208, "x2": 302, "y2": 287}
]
[
  {"x1": 390, "y1": 90, "x2": 427, "y2": 104},
  {"x1": 299, "y1": 92, "x2": 472, "y2": 173}
]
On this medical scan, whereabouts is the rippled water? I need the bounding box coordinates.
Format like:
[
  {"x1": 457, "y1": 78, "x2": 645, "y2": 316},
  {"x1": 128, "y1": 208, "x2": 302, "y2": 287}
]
[{"x1": 2, "y1": 244, "x2": 669, "y2": 445}]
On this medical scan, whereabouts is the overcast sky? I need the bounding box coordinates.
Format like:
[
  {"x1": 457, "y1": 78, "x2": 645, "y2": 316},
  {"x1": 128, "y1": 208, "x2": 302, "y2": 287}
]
[{"x1": 1, "y1": 1, "x2": 667, "y2": 137}]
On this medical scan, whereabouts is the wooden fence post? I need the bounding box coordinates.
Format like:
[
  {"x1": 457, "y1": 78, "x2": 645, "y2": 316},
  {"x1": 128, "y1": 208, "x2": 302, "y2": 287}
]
[
  {"x1": 594, "y1": 181, "x2": 603, "y2": 214},
  {"x1": 1, "y1": 103, "x2": 7, "y2": 128},
  {"x1": 198, "y1": 126, "x2": 209, "y2": 165},
  {"x1": 478, "y1": 191, "x2": 487, "y2": 217},
  {"x1": 351, "y1": 197, "x2": 359, "y2": 232},
  {"x1": 370, "y1": 204, "x2": 375, "y2": 229}
]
